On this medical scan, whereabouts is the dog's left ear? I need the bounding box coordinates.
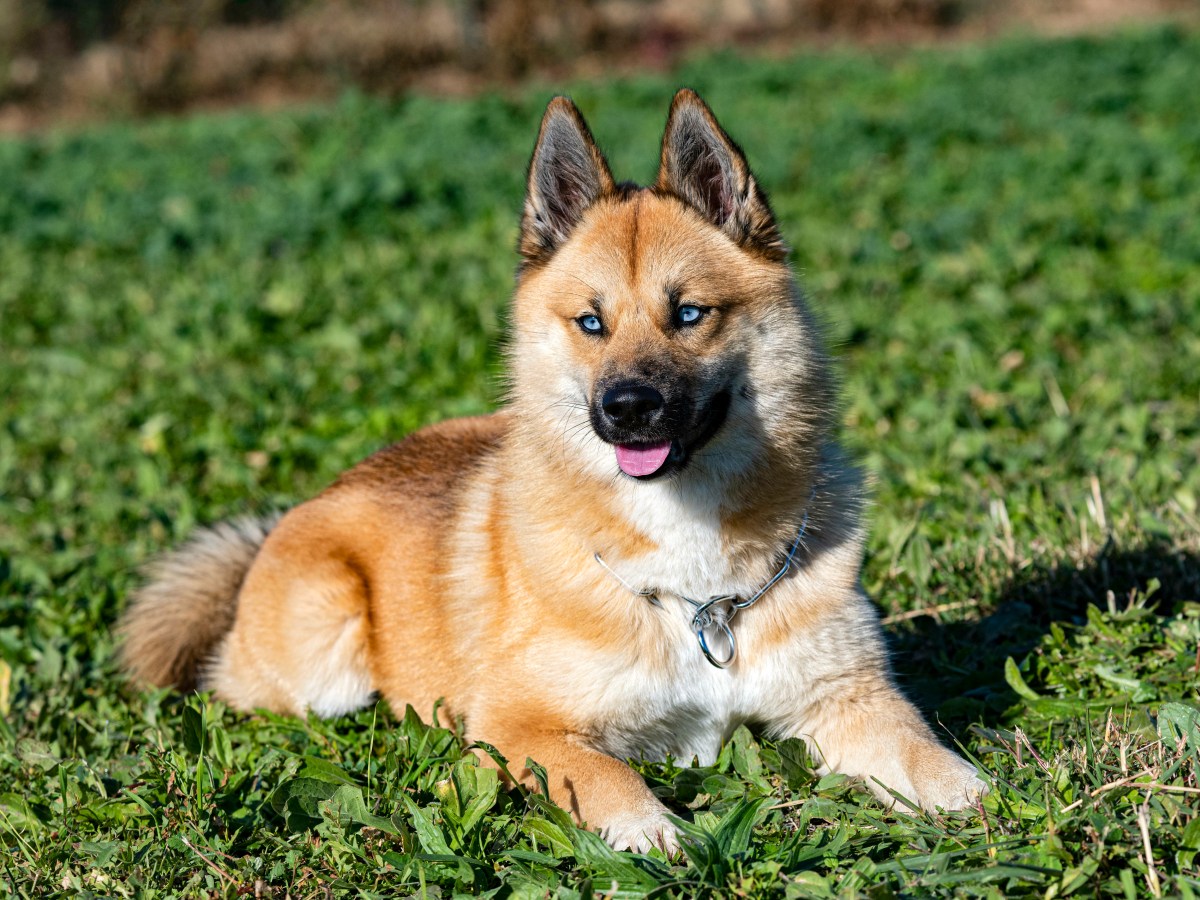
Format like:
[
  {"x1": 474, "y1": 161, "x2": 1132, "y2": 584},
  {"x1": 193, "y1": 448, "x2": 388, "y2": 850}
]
[{"x1": 656, "y1": 89, "x2": 785, "y2": 260}]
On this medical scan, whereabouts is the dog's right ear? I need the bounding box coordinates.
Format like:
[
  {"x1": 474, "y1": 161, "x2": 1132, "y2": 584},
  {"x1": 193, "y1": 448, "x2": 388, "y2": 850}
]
[{"x1": 520, "y1": 97, "x2": 615, "y2": 269}]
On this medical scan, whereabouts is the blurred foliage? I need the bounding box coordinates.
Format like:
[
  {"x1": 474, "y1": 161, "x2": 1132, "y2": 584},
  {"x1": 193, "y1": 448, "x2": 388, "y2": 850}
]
[{"x1": 1, "y1": 25, "x2": 1200, "y2": 897}]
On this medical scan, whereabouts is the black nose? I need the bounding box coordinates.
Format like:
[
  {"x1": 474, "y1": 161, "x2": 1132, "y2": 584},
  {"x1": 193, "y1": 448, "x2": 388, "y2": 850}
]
[{"x1": 602, "y1": 384, "x2": 665, "y2": 430}]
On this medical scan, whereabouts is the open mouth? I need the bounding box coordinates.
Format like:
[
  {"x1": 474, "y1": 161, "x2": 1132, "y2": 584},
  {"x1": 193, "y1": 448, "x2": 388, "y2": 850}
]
[{"x1": 613, "y1": 389, "x2": 730, "y2": 480}]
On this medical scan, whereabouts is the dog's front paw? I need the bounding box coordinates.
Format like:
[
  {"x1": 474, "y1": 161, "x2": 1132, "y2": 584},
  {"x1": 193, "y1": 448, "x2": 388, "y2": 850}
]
[
  {"x1": 909, "y1": 749, "x2": 987, "y2": 812},
  {"x1": 599, "y1": 808, "x2": 679, "y2": 855}
]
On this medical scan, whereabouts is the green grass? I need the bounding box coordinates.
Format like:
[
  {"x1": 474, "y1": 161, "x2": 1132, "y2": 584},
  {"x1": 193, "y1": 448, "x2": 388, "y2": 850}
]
[{"x1": 3, "y1": 24, "x2": 1200, "y2": 898}]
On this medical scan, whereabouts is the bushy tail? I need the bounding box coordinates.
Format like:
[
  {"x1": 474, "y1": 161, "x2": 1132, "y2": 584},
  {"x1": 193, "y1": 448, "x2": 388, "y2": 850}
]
[{"x1": 117, "y1": 514, "x2": 282, "y2": 690}]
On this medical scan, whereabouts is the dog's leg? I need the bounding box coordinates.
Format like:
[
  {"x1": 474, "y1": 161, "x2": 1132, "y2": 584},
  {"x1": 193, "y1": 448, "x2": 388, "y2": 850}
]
[
  {"x1": 760, "y1": 586, "x2": 986, "y2": 811},
  {"x1": 776, "y1": 670, "x2": 985, "y2": 812},
  {"x1": 474, "y1": 716, "x2": 678, "y2": 853},
  {"x1": 207, "y1": 507, "x2": 376, "y2": 718}
]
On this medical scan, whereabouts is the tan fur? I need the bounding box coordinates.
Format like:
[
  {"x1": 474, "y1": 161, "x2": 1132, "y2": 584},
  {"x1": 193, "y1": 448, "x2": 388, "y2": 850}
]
[{"x1": 118, "y1": 91, "x2": 983, "y2": 852}]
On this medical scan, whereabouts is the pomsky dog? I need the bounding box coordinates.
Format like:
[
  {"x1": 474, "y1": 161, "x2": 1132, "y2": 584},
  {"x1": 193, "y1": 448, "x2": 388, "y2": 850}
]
[{"x1": 119, "y1": 89, "x2": 984, "y2": 852}]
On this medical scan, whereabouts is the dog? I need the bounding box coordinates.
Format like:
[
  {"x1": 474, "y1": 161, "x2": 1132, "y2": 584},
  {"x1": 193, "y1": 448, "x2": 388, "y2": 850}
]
[{"x1": 118, "y1": 89, "x2": 985, "y2": 853}]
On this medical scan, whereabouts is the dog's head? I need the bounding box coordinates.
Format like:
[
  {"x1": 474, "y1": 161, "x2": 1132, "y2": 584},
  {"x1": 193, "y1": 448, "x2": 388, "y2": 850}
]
[{"x1": 508, "y1": 90, "x2": 831, "y2": 486}]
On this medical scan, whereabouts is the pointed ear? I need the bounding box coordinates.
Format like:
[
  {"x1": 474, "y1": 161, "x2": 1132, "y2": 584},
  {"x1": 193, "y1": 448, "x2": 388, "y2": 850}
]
[
  {"x1": 520, "y1": 96, "x2": 615, "y2": 268},
  {"x1": 656, "y1": 89, "x2": 785, "y2": 260}
]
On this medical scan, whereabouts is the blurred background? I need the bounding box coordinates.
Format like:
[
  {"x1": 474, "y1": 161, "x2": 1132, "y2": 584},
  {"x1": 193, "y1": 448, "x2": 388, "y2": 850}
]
[{"x1": 1, "y1": 0, "x2": 1194, "y2": 132}]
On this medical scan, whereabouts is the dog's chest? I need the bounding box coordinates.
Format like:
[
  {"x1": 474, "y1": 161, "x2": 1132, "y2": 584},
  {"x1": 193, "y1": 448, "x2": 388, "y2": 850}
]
[
  {"x1": 585, "y1": 630, "x2": 744, "y2": 765},
  {"x1": 609, "y1": 481, "x2": 760, "y2": 601},
  {"x1": 573, "y1": 481, "x2": 789, "y2": 763},
  {"x1": 570, "y1": 565, "x2": 791, "y2": 765}
]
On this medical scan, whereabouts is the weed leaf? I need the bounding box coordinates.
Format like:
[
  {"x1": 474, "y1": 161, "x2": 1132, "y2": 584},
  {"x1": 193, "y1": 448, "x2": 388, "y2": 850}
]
[
  {"x1": 180, "y1": 704, "x2": 205, "y2": 755},
  {"x1": 1158, "y1": 701, "x2": 1200, "y2": 746}
]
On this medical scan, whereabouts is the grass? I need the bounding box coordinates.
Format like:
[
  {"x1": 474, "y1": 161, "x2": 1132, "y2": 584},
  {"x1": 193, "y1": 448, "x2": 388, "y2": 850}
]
[{"x1": 2, "y1": 23, "x2": 1200, "y2": 898}]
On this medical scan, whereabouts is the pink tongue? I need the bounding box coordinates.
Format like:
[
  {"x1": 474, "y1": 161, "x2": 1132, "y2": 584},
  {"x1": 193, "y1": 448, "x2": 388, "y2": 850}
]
[{"x1": 615, "y1": 441, "x2": 672, "y2": 477}]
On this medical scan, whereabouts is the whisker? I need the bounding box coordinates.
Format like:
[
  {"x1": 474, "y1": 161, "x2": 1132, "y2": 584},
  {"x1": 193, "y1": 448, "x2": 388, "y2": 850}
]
[{"x1": 565, "y1": 272, "x2": 603, "y2": 297}]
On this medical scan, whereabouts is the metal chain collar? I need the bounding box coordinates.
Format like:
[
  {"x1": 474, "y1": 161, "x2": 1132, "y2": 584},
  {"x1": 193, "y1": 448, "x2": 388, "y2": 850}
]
[{"x1": 593, "y1": 505, "x2": 811, "y2": 669}]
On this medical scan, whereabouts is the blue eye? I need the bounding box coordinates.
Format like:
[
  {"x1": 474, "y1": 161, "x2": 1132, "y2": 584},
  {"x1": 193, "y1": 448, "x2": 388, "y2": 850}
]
[
  {"x1": 578, "y1": 314, "x2": 603, "y2": 334},
  {"x1": 676, "y1": 304, "x2": 704, "y2": 326}
]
